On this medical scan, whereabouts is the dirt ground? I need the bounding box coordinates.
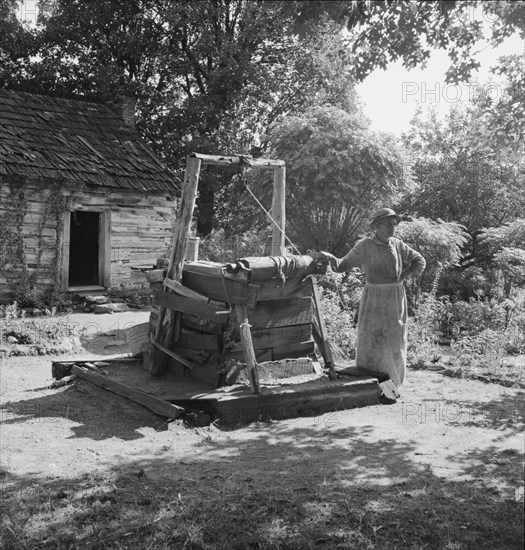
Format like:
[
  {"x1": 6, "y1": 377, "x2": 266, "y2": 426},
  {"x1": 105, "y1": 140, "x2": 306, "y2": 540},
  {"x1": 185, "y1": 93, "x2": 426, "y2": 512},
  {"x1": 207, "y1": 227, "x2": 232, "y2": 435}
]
[{"x1": 1, "y1": 310, "x2": 524, "y2": 548}]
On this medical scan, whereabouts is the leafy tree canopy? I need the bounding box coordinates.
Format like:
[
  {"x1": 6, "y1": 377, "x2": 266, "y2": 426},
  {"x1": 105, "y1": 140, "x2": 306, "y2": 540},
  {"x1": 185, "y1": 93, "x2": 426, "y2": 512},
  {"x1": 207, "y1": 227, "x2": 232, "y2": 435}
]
[
  {"x1": 277, "y1": 0, "x2": 525, "y2": 83},
  {"x1": 261, "y1": 104, "x2": 406, "y2": 254},
  {"x1": 399, "y1": 101, "x2": 525, "y2": 247},
  {"x1": 1, "y1": 0, "x2": 358, "y2": 234},
  {"x1": 281, "y1": 0, "x2": 525, "y2": 155},
  {"x1": 474, "y1": 54, "x2": 524, "y2": 159},
  {"x1": 1, "y1": 0, "x2": 523, "y2": 237}
]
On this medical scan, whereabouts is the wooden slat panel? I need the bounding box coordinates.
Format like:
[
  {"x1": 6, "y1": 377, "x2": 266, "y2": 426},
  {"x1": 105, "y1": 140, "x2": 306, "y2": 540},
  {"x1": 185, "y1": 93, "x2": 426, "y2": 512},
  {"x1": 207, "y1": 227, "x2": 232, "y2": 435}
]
[
  {"x1": 229, "y1": 340, "x2": 314, "y2": 361},
  {"x1": 245, "y1": 297, "x2": 313, "y2": 329},
  {"x1": 273, "y1": 340, "x2": 315, "y2": 360},
  {"x1": 181, "y1": 270, "x2": 259, "y2": 308},
  {"x1": 177, "y1": 331, "x2": 219, "y2": 350},
  {"x1": 180, "y1": 313, "x2": 224, "y2": 334},
  {"x1": 228, "y1": 348, "x2": 273, "y2": 363},
  {"x1": 256, "y1": 277, "x2": 312, "y2": 301},
  {"x1": 151, "y1": 340, "x2": 194, "y2": 370},
  {"x1": 164, "y1": 277, "x2": 209, "y2": 302},
  {"x1": 231, "y1": 324, "x2": 312, "y2": 351},
  {"x1": 152, "y1": 291, "x2": 230, "y2": 324},
  {"x1": 171, "y1": 346, "x2": 213, "y2": 362}
]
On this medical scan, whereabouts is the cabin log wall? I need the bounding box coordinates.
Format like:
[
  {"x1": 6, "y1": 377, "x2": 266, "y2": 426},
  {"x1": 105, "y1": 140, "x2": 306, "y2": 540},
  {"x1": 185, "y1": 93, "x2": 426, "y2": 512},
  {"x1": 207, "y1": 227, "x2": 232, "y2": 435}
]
[{"x1": 0, "y1": 180, "x2": 176, "y2": 302}]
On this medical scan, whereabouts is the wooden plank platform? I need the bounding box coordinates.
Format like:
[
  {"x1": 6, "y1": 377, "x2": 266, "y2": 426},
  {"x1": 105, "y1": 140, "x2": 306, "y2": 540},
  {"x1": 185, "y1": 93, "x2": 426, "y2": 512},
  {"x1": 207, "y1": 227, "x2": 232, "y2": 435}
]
[
  {"x1": 51, "y1": 357, "x2": 384, "y2": 426},
  {"x1": 166, "y1": 375, "x2": 381, "y2": 425}
]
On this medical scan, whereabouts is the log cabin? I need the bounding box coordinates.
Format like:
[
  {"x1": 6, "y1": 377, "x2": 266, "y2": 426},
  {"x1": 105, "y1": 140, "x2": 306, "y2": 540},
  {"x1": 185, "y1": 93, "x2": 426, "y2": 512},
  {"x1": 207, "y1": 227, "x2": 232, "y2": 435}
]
[{"x1": 0, "y1": 89, "x2": 179, "y2": 304}]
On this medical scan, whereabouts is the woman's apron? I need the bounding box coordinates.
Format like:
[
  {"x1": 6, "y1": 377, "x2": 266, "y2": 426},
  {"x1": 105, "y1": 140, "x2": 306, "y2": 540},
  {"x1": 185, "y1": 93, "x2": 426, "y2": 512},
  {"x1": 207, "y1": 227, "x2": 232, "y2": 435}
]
[{"x1": 355, "y1": 282, "x2": 407, "y2": 386}]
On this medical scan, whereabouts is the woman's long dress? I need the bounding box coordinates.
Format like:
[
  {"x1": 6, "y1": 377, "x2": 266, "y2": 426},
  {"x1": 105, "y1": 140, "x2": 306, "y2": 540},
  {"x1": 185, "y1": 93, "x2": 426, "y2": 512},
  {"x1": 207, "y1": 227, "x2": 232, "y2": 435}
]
[{"x1": 334, "y1": 237, "x2": 426, "y2": 386}]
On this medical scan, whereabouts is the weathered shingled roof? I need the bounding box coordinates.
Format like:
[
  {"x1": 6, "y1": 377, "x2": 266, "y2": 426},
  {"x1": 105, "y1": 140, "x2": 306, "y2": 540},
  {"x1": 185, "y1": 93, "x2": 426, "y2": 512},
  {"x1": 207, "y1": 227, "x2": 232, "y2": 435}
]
[{"x1": 0, "y1": 89, "x2": 178, "y2": 193}]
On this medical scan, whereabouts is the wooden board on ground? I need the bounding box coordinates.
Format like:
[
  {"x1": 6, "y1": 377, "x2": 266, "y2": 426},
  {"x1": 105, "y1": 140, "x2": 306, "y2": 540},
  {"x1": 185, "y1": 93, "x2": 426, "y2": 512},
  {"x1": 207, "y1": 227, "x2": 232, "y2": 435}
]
[
  {"x1": 165, "y1": 375, "x2": 381, "y2": 426},
  {"x1": 51, "y1": 363, "x2": 185, "y2": 420},
  {"x1": 335, "y1": 365, "x2": 391, "y2": 383},
  {"x1": 51, "y1": 355, "x2": 140, "y2": 379}
]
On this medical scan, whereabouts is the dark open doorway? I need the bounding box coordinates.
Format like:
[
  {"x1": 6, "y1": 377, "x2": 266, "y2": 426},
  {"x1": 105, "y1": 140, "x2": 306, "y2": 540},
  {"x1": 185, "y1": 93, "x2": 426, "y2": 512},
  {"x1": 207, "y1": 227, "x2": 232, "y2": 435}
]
[{"x1": 68, "y1": 211, "x2": 100, "y2": 286}]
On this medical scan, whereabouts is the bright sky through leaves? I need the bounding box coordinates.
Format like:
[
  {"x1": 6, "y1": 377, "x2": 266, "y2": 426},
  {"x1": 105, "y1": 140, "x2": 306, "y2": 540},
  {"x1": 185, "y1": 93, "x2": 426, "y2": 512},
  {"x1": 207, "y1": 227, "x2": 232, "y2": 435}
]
[{"x1": 356, "y1": 32, "x2": 524, "y2": 136}]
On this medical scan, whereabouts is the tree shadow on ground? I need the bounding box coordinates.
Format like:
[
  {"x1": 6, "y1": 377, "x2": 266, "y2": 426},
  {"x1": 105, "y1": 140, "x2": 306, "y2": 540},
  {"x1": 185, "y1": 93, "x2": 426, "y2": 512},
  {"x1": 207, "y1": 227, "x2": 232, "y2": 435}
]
[
  {"x1": 1, "y1": 400, "x2": 523, "y2": 550},
  {"x1": 1, "y1": 380, "x2": 168, "y2": 441},
  {"x1": 400, "y1": 391, "x2": 525, "y2": 439}
]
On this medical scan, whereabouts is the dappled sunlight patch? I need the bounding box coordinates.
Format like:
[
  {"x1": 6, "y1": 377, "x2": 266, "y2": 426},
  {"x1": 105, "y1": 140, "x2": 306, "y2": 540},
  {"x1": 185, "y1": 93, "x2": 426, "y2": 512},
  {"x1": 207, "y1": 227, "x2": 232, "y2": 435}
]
[
  {"x1": 364, "y1": 499, "x2": 394, "y2": 514},
  {"x1": 302, "y1": 500, "x2": 337, "y2": 523},
  {"x1": 256, "y1": 517, "x2": 296, "y2": 546}
]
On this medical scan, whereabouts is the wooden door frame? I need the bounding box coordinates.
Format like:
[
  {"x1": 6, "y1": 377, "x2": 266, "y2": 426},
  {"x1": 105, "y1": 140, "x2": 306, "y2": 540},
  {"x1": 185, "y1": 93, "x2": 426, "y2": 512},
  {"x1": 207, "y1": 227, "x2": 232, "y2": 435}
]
[{"x1": 61, "y1": 208, "x2": 111, "y2": 291}]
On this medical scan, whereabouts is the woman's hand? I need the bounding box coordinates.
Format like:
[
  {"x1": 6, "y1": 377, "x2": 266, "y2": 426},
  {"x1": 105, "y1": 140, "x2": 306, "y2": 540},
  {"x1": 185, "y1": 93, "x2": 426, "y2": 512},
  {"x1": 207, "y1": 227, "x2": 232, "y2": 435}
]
[{"x1": 316, "y1": 251, "x2": 337, "y2": 267}]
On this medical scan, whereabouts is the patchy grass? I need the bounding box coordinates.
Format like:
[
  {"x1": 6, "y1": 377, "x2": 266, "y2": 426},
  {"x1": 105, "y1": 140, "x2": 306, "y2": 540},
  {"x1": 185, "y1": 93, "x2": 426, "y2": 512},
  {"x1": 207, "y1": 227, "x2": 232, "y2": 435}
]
[
  {"x1": 0, "y1": 302, "x2": 81, "y2": 357},
  {"x1": 408, "y1": 345, "x2": 525, "y2": 389},
  {"x1": 440, "y1": 354, "x2": 525, "y2": 388},
  {"x1": 1, "y1": 448, "x2": 523, "y2": 550}
]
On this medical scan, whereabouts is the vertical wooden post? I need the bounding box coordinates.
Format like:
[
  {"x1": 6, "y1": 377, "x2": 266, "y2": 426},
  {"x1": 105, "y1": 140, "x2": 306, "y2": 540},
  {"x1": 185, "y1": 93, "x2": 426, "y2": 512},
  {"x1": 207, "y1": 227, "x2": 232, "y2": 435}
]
[
  {"x1": 185, "y1": 236, "x2": 200, "y2": 261},
  {"x1": 99, "y1": 210, "x2": 111, "y2": 288},
  {"x1": 150, "y1": 156, "x2": 201, "y2": 376},
  {"x1": 308, "y1": 277, "x2": 337, "y2": 379},
  {"x1": 271, "y1": 165, "x2": 286, "y2": 256},
  {"x1": 235, "y1": 304, "x2": 260, "y2": 394},
  {"x1": 61, "y1": 211, "x2": 71, "y2": 291}
]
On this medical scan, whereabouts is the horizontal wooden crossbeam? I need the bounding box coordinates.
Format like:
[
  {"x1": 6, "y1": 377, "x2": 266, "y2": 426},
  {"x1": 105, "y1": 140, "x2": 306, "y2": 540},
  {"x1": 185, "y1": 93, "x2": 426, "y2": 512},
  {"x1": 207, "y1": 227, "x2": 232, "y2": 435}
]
[{"x1": 190, "y1": 152, "x2": 285, "y2": 167}]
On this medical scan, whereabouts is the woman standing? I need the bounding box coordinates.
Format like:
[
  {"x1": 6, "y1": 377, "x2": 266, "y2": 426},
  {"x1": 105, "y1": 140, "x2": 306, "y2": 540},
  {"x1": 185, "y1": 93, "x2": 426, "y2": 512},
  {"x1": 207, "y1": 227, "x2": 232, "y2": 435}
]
[{"x1": 318, "y1": 208, "x2": 426, "y2": 387}]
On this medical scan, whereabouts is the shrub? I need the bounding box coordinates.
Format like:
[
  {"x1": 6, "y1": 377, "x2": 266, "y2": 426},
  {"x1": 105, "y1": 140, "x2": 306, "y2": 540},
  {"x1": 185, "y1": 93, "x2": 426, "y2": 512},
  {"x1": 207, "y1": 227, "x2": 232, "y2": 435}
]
[
  {"x1": 317, "y1": 269, "x2": 364, "y2": 312},
  {"x1": 199, "y1": 228, "x2": 269, "y2": 262},
  {"x1": 439, "y1": 298, "x2": 507, "y2": 338},
  {"x1": 318, "y1": 277, "x2": 358, "y2": 360},
  {"x1": 407, "y1": 292, "x2": 444, "y2": 367},
  {"x1": 438, "y1": 265, "x2": 500, "y2": 301}
]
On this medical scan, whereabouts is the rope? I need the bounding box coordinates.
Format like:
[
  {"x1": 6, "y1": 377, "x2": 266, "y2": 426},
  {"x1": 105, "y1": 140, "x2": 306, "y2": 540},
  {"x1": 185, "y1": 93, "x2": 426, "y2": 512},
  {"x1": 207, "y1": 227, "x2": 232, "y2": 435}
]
[
  {"x1": 219, "y1": 267, "x2": 233, "y2": 311},
  {"x1": 243, "y1": 183, "x2": 302, "y2": 256}
]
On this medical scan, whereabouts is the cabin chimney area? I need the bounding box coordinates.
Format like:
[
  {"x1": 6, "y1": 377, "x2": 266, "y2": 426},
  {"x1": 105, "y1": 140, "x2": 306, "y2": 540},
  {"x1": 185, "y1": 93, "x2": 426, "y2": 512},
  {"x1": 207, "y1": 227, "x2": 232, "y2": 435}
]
[{"x1": 114, "y1": 95, "x2": 136, "y2": 128}]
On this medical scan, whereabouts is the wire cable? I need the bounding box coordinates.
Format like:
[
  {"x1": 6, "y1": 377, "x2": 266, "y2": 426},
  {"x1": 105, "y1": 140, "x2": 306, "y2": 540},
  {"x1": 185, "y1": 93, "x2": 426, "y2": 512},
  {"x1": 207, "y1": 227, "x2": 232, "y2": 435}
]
[{"x1": 243, "y1": 183, "x2": 302, "y2": 256}]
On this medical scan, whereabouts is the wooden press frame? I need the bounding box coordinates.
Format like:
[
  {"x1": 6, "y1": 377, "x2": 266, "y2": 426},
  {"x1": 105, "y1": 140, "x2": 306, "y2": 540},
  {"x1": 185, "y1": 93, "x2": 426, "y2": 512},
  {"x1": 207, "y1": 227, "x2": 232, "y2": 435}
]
[{"x1": 150, "y1": 153, "x2": 287, "y2": 391}]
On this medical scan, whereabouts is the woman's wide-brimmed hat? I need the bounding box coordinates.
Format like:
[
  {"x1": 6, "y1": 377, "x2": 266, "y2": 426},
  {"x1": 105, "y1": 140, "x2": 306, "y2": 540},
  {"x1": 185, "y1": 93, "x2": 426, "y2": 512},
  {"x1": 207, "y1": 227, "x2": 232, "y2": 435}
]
[{"x1": 370, "y1": 207, "x2": 403, "y2": 226}]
